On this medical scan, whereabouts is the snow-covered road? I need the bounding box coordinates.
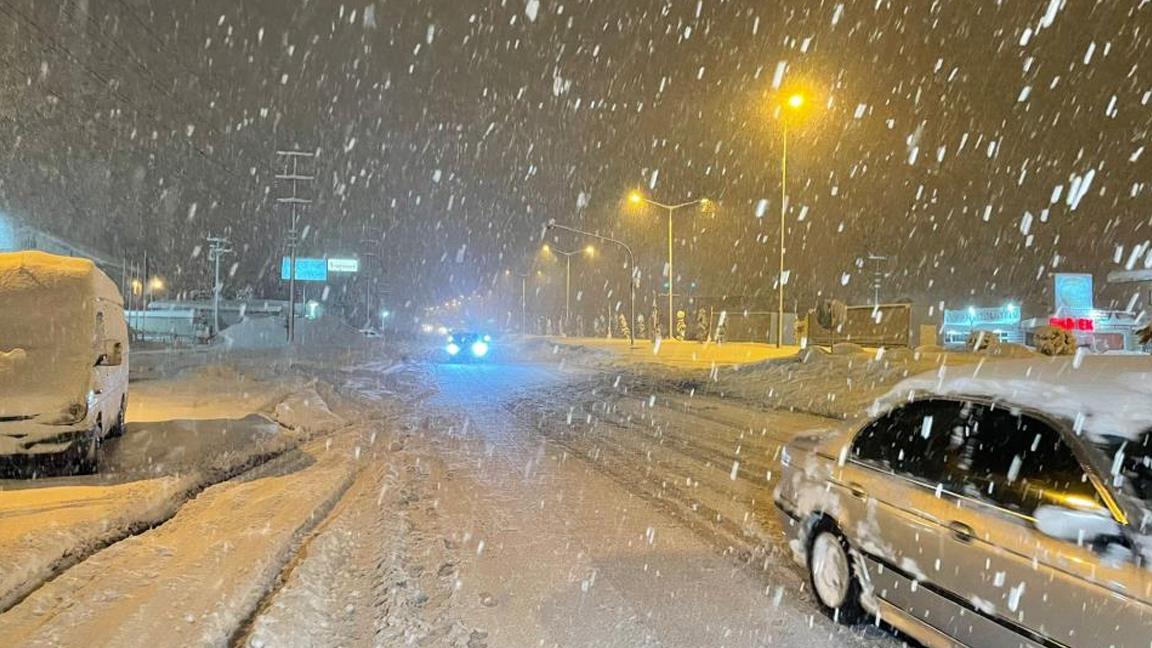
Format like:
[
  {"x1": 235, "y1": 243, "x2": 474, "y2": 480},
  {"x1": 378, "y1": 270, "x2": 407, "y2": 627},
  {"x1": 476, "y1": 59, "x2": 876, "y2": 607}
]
[{"x1": 0, "y1": 348, "x2": 904, "y2": 647}]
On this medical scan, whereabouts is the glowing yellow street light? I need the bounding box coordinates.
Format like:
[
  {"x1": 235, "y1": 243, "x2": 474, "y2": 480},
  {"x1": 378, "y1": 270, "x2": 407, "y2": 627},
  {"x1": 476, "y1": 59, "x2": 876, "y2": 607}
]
[{"x1": 774, "y1": 88, "x2": 815, "y2": 348}]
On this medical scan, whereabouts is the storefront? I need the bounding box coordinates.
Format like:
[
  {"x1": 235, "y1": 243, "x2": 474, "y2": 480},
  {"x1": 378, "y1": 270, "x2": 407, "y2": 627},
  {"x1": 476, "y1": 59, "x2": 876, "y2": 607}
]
[
  {"x1": 940, "y1": 304, "x2": 1023, "y2": 346},
  {"x1": 1018, "y1": 273, "x2": 1142, "y2": 352},
  {"x1": 1021, "y1": 311, "x2": 1140, "y2": 352}
]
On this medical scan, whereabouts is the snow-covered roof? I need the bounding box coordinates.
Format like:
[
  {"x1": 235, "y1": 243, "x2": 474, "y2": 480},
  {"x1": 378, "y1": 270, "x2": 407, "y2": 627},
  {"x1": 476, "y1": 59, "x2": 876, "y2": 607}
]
[
  {"x1": 876, "y1": 355, "x2": 1152, "y2": 442},
  {"x1": 0, "y1": 251, "x2": 122, "y2": 307}
]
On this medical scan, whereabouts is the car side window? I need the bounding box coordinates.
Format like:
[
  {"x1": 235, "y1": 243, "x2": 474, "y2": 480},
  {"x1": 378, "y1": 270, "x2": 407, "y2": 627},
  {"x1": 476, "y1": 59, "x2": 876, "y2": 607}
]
[
  {"x1": 851, "y1": 399, "x2": 972, "y2": 486},
  {"x1": 960, "y1": 408, "x2": 1101, "y2": 514}
]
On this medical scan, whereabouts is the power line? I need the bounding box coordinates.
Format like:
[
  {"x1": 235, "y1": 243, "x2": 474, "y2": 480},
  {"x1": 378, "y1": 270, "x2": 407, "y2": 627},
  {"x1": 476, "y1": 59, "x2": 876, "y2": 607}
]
[
  {"x1": 0, "y1": 0, "x2": 250, "y2": 180},
  {"x1": 58, "y1": 0, "x2": 268, "y2": 175}
]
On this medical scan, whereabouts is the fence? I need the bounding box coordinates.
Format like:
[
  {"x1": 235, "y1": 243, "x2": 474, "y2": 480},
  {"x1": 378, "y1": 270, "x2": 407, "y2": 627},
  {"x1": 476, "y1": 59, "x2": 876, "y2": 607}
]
[{"x1": 807, "y1": 303, "x2": 913, "y2": 348}]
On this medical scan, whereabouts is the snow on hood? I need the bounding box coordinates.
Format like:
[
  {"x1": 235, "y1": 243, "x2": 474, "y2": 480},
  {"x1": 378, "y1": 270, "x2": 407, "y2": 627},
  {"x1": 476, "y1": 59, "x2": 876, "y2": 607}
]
[{"x1": 874, "y1": 355, "x2": 1152, "y2": 443}]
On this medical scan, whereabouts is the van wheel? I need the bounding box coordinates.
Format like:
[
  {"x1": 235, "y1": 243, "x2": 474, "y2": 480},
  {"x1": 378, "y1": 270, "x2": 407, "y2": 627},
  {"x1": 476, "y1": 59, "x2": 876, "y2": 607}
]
[
  {"x1": 72, "y1": 422, "x2": 101, "y2": 475},
  {"x1": 110, "y1": 397, "x2": 127, "y2": 438},
  {"x1": 807, "y1": 523, "x2": 866, "y2": 624}
]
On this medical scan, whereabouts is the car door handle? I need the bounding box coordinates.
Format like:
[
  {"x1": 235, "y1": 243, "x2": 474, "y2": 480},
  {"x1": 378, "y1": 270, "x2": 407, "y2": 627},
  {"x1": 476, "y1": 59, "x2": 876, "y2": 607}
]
[
  {"x1": 847, "y1": 482, "x2": 867, "y2": 500},
  {"x1": 948, "y1": 520, "x2": 975, "y2": 543}
]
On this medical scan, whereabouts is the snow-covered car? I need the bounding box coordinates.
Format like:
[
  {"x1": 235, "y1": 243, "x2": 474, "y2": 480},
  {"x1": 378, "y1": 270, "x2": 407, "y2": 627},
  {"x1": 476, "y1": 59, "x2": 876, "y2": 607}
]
[
  {"x1": 443, "y1": 331, "x2": 491, "y2": 361},
  {"x1": 773, "y1": 356, "x2": 1152, "y2": 648},
  {"x1": 0, "y1": 252, "x2": 129, "y2": 472}
]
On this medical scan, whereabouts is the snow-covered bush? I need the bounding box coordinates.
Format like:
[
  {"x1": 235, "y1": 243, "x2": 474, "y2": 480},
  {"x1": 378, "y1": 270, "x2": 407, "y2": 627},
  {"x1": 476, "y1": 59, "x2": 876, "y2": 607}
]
[
  {"x1": 966, "y1": 329, "x2": 1001, "y2": 352},
  {"x1": 1034, "y1": 325, "x2": 1077, "y2": 356}
]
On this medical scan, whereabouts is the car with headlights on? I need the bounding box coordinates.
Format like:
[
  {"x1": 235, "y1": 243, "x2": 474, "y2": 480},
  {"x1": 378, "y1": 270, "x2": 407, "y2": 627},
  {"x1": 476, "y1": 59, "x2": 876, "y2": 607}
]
[
  {"x1": 443, "y1": 331, "x2": 491, "y2": 362},
  {"x1": 773, "y1": 356, "x2": 1152, "y2": 648}
]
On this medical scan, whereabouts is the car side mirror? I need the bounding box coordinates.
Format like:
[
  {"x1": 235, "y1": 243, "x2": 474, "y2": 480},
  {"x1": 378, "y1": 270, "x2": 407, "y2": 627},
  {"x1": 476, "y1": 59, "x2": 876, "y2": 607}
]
[
  {"x1": 97, "y1": 340, "x2": 124, "y2": 367},
  {"x1": 1034, "y1": 504, "x2": 1122, "y2": 545}
]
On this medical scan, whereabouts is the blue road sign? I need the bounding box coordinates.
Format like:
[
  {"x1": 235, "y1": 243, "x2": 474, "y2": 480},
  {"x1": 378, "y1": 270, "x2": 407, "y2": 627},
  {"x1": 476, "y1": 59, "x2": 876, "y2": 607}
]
[{"x1": 281, "y1": 257, "x2": 328, "y2": 282}]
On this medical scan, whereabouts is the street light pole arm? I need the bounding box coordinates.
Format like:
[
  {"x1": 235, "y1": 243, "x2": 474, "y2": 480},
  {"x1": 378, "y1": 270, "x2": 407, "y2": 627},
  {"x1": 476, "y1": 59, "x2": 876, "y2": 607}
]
[
  {"x1": 546, "y1": 222, "x2": 634, "y2": 268},
  {"x1": 642, "y1": 198, "x2": 705, "y2": 212},
  {"x1": 546, "y1": 220, "x2": 638, "y2": 347}
]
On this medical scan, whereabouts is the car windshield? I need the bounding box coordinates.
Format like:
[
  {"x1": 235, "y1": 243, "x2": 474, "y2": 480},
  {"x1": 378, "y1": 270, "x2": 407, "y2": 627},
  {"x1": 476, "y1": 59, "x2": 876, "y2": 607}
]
[{"x1": 1091, "y1": 433, "x2": 1152, "y2": 512}]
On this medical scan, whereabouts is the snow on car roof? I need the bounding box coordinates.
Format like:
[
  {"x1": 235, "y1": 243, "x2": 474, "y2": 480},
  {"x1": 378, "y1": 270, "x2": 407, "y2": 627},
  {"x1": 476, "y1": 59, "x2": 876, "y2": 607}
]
[{"x1": 876, "y1": 355, "x2": 1152, "y2": 442}]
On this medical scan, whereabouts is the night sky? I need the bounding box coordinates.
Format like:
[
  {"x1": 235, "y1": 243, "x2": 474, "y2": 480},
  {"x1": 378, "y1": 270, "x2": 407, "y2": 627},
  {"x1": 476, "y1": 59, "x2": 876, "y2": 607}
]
[{"x1": 1, "y1": 0, "x2": 1149, "y2": 319}]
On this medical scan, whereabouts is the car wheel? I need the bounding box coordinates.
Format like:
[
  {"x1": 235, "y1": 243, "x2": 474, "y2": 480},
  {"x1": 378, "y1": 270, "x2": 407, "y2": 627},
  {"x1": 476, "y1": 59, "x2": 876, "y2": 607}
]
[{"x1": 807, "y1": 524, "x2": 866, "y2": 624}]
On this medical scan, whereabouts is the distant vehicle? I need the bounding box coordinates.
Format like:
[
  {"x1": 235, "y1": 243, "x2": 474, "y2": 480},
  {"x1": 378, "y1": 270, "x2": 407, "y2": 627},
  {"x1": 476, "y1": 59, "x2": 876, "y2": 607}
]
[
  {"x1": 359, "y1": 328, "x2": 381, "y2": 338},
  {"x1": 0, "y1": 252, "x2": 129, "y2": 473},
  {"x1": 774, "y1": 357, "x2": 1152, "y2": 648},
  {"x1": 444, "y1": 331, "x2": 491, "y2": 361}
]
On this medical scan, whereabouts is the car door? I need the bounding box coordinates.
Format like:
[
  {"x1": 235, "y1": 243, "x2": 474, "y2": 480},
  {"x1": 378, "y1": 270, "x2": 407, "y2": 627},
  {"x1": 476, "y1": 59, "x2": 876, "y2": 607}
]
[
  {"x1": 837, "y1": 399, "x2": 975, "y2": 632},
  {"x1": 932, "y1": 406, "x2": 1152, "y2": 648}
]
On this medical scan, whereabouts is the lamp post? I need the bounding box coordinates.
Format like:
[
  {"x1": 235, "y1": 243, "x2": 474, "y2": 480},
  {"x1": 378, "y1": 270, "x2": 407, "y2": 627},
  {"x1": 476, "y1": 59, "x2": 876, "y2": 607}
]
[
  {"x1": 627, "y1": 192, "x2": 712, "y2": 336},
  {"x1": 542, "y1": 243, "x2": 594, "y2": 334},
  {"x1": 777, "y1": 91, "x2": 808, "y2": 348},
  {"x1": 547, "y1": 221, "x2": 637, "y2": 347}
]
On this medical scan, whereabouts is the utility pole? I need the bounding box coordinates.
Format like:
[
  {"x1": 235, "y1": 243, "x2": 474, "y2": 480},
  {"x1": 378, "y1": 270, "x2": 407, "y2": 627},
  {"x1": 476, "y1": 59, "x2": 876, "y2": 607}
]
[
  {"x1": 275, "y1": 149, "x2": 315, "y2": 342},
  {"x1": 207, "y1": 234, "x2": 233, "y2": 336},
  {"x1": 867, "y1": 253, "x2": 889, "y2": 307}
]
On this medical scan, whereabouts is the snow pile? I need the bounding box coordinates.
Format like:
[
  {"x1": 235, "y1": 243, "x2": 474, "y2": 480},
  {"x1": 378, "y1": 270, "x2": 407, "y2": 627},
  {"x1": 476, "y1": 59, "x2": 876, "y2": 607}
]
[
  {"x1": 274, "y1": 387, "x2": 345, "y2": 434},
  {"x1": 0, "y1": 477, "x2": 190, "y2": 612},
  {"x1": 218, "y1": 317, "x2": 287, "y2": 349},
  {"x1": 219, "y1": 315, "x2": 366, "y2": 350},
  {"x1": 510, "y1": 336, "x2": 613, "y2": 365},
  {"x1": 710, "y1": 346, "x2": 982, "y2": 419}
]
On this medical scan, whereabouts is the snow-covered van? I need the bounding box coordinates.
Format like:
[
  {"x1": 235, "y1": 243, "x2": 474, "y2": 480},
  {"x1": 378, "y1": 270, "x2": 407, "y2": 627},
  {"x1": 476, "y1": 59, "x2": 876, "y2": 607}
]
[{"x1": 0, "y1": 251, "x2": 128, "y2": 471}]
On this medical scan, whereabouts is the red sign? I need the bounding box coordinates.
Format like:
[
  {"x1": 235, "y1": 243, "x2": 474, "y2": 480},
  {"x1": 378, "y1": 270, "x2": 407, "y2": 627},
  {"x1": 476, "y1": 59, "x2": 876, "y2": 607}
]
[{"x1": 1049, "y1": 317, "x2": 1094, "y2": 332}]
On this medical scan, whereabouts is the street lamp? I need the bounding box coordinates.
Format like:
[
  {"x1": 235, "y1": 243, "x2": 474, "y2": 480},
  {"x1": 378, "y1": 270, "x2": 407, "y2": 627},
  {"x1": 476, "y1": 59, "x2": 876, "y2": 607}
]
[
  {"x1": 541, "y1": 243, "x2": 594, "y2": 334},
  {"x1": 627, "y1": 191, "x2": 713, "y2": 337},
  {"x1": 547, "y1": 220, "x2": 637, "y2": 347},
  {"x1": 776, "y1": 90, "x2": 810, "y2": 348}
]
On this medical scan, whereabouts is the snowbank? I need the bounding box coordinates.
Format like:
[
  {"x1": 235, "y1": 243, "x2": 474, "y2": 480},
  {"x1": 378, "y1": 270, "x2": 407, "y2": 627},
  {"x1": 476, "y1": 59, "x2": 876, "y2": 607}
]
[
  {"x1": 219, "y1": 315, "x2": 366, "y2": 350},
  {"x1": 273, "y1": 387, "x2": 345, "y2": 435},
  {"x1": 510, "y1": 336, "x2": 614, "y2": 365},
  {"x1": 709, "y1": 346, "x2": 983, "y2": 420}
]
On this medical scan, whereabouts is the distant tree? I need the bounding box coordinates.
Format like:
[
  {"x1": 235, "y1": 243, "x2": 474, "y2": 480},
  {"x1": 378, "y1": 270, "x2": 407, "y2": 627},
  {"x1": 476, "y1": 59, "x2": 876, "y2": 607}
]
[
  {"x1": 636, "y1": 314, "x2": 648, "y2": 340},
  {"x1": 715, "y1": 311, "x2": 728, "y2": 344},
  {"x1": 593, "y1": 315, "x2": 606, "y2": 338},
  {"x1": 696, "y1": 308, "x2": 709, "y2": 342},
  {"x1": 618, "y1": 314, "x2": 631, "y2": 340},
  {"x1": 1138, "y1": 323, "x2": 1152, "y2": 348}
]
